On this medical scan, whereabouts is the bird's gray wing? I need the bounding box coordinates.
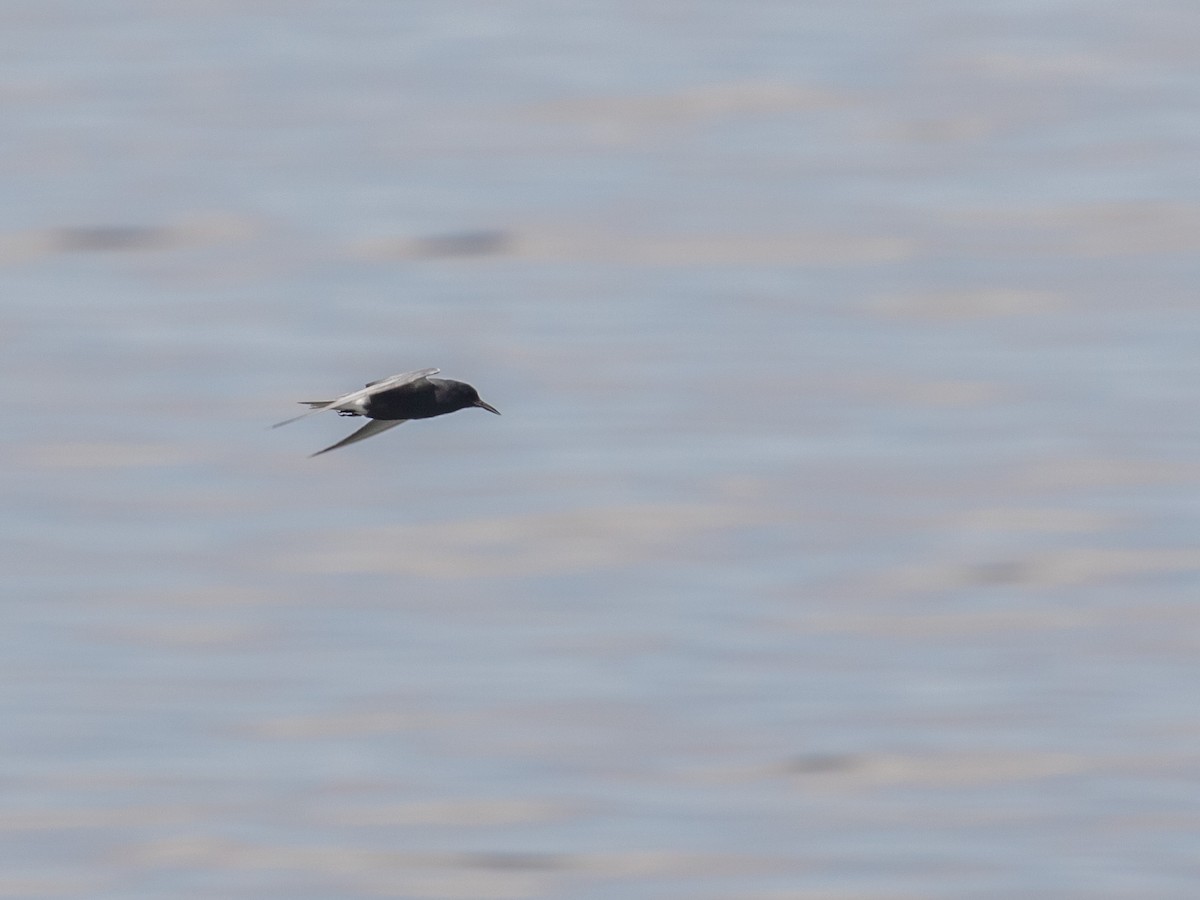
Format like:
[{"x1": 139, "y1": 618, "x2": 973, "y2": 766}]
[
  {"x1": 358, "y1": 367, "x2": 440, "y2": 395},
  {"x1": 272, "y1": 368, "x2": 439, "y2": 428},
  {"x1": 310, "y1": 419, "x2": 408, "y2": 457}
]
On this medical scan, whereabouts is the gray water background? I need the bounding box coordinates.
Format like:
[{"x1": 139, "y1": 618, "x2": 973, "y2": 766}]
[{"x1": 2, "y1": 2, "x2": 1199, "y2": 897}]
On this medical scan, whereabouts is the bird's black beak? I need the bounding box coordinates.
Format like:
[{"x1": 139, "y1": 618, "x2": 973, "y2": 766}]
[{"x1": 474, "y1": 399, "x2": 501, "y2": 415}]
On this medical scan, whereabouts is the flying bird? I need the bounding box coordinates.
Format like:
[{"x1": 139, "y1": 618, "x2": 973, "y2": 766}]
[{"x1": 273, "y1": 368, "x2": 500, "y2": 456}]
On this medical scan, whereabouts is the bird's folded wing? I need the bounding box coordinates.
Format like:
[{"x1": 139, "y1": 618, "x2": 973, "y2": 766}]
[
  {"x1": 272, "y1": 368, "x2": 439, "y2": 428},
  {"x1": 310, "y1": 418, "x2": 407, "y2": 456}
]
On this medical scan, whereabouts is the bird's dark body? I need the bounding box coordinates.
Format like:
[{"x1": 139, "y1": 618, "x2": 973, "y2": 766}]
[
  {"x1": 275, "y1": 367, "x2": 498, "y2": 456},
  {"x1": 363, "y1": 378, "x2": 484, "y2": 420}
]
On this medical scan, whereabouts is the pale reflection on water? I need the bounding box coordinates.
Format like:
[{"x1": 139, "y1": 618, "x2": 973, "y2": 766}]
[{"x1": 2, "y1": 2, "x2": 1199, "y2": 898}]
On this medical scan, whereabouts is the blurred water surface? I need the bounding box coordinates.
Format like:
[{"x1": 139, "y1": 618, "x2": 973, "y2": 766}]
[{"x1": 2, "y1": 1, "x2": 1199, "y2": 897}]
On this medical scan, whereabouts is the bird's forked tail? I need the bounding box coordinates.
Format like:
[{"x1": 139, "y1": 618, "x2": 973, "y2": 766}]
[{"x1": 272, "y1": 400, "x2": 336, "y2": 429}]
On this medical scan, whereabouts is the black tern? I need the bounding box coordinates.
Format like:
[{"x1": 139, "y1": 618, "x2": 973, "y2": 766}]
[{"x1": 273, "y1": 367, "x2": 500, "y2": 456}]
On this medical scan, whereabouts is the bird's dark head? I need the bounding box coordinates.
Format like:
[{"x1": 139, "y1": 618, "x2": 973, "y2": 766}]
[{"x1": 443, "y1": 380, "x2": 501, "y2": 415}]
